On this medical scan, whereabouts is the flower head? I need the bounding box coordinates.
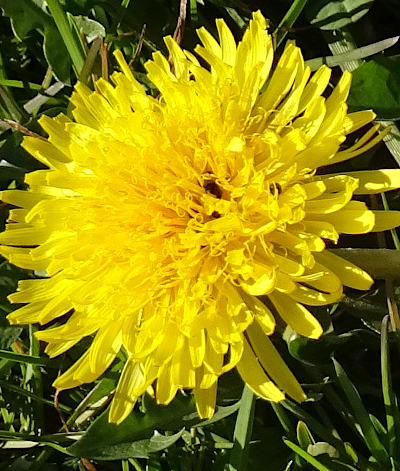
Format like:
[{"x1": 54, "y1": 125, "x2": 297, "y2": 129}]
[{"x1": 2, "y1": 11, "x2": 400, "y2": 424}]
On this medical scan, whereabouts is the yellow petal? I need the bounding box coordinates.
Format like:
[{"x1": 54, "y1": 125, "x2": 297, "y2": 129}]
[
  {"x1": 109, "y1": 360, "x2": 145, "y2": 424},
  {"x1": 239, "y1": 258, "x2": 276, "y2": 296},
  {"x1": 156, "y1": 361, "x2": 178, "y2": 405},
  {"x1": 188, "y1": 329, "x2": 206, "y2": 368},
  {"x1": 45, "y1": 340, "x2": 79, "y2": 357},
  {"x1": 308, "y1": 208, "x2": 375, "y2": 234},
  {"x1": 304, "y1": 176, "x2": 358, "y2": 214},
  {"x1": 236, "y1": 336, "x2": 285, "y2": 401},
  {"x1": 113, "y1": 49, "x2": 145, "y2": 93},
  {"x1": 196, "y1": 26, "x2": 222, "y2": 59},
  {"x1": 343, "y1": 170, "x2": 400, "y2": 195},
  {"x1": 298, "y1": 65, "x2": 331, "y2": 113},
  {"x1": 0, "y1": 246, "x2": 48, "y2": 271},
  {"x1": 221, "y1": 341, "x2": 244, "y2": 373},
  {"x1": 216, "y1": 18, "x2": 236, "y2": 66},
  {"x1": 203, "y1": 338, "x2": 224, "y2": 375},
  {"x1": 246, "y1": 321, "x2": 306, "y2": 402},
  {"x1": 7, "y1": 301, "x2": 46, "y2": 325},
  {"x1": 268, "y1": 291, "x2": 323, "y2": 339},
  {"x1": 344, "y1": 110, "x2": 375, "y2": 134},
  {"x1": 315, "y1": 250, "x2": 373, "y2": 290},
  {"x1": 294, "y1": 262, "x2": 342, "y2": 294},
  {"x1": 241, "y1": 291, "x2": 276, "y2": 335},
  {"x1": 195, "y1": 368, "x2": 218, "y2": 419},
  {"x1": 325, "y1": 71, "x2": 352, "y2": 112},
  {"x1": 89, "y1": 322, "x2": 123, "y2": 374},
  {"x1": 330, "y1": 126, "x2": 390, "y2": 165},
  {"x1": 164, "y1": 36, "x2": 189, "y2": 79},
  {"x1": 288, "y1": 282, "x2": 343, "y2": 306},
  {"x1": 371, "y1": 211, "x2": 400, "y2": 232},
  {"x1": 170, "y1": 337, "x2": 196, "y2": 388},
  {"x1": 257, "y1": 43, "x2": 299, "y2": 113},
  {"x1": 303, "y1": 220, "x2": 339, "y2": 243},
  {"x1": 53, "y1": 351, "x2": 97, "y2": 390},
  {"x1": 0, "y1": 189, "x2": 50, "y2": 209}
]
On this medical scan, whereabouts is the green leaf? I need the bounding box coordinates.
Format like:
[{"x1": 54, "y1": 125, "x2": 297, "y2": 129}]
[
  {"x1": 0, "y1": 325, "x2": 22, "y2": 349},
  {"x1": 73, "y1": 15, "x2": 105, "y2": 42},
  {"x1": 348, "y1": 56, "x2": 400, "y2": 120},
  {"x1": 305, "y1": 0, "x2": 374, "y2": 30},
  {"x1": 0, "y1": 131, "x2": 45, "y2": 172},
  {"x1": 288, "y1": 335, "x2": 333, "y2": 365},
  {"x1": 0, "y1": 260, "x2": 30, "y2": 347},
  {"x1": 0, "y1": 162, "x2": 26, "y2": 188},
  {"x1": 333, "y1": 358, "x2": 390, "y2": 465},
  {"x1": 308, "y1": 442, "x2": 339, "y2": 458},
  {"x1": 74, "y1": 429, "x2": 184, "y2": 460},
  {"x1": 297, "y1": 421, "x2": 315, "y2": 450},
  {"x1": 68, "y1": 393, "x2": 240, "y2": 459},
  {"x1": 340, "y1": 290, "x2": 386, "y2": 333},
  {"x1": 344, "y1": 443, "x2": 358, "y2": 465},
  {"x1": 0, "y1": 0, "x2": 72, "y2": 83},
  {"x1": 288, "y1": 330, "x2": 376, "y2": 365},
  {"x1": 42, "y1": 23, "x2": 73, "y2": 84},
  {"x1": 0, "y1": 259, "x2": 34, "y2": 312}
]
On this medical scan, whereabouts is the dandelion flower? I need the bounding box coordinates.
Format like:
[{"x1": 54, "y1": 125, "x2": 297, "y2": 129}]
[{"x1": 2, "y1": 11, "x2": 400, "y2": 424}]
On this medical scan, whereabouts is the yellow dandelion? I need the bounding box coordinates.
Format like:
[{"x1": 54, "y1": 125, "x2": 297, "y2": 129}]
[{"x1": 2, "y1": 11, "x2": 400, "y2": 424}]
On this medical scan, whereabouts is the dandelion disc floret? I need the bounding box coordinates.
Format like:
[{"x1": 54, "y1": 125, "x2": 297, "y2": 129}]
[{"x1": 2, "y1": 11, "x2": 400, "y2": 424}]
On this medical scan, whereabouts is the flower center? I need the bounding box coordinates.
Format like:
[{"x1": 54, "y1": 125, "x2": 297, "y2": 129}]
[{"x1": 204, "y1": 179, "x2": 222, "y2": 199}]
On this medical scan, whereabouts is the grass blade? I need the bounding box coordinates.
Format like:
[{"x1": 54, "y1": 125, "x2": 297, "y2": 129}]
[
  {"x1": 0, "y1": 380, "x2": 71, "y2": 413},
  {"x1": 283, "y1": 438, "x2": 332, "y2": 471},
  {"x1": 46, "y1": 0, "x2": 86, "y2": 76},
  {"x1": 28, "y1": 325, "x2": 44, "y2": 432},
  {"x1": 227, "y1": 385, "x2": 256, "y2": 471},
  {"x1": 271, "y1": 402, "x2": 296, "y2": 440},
  {"x1": 333, "y1": 358, "x2": 390, "y2": 465},
  {"x1": 0, "y1": 79, "x2": 42, "y2": 91},
  {"x1": 0, "y1": 349, "x2": 60, "y2": 368},
  {"x1": 381, "y1": 315, "x2": 400, "y2": 464},
  {"x1": 306, "y1": 36, "x2": 399, "y2": 71},
  {"x1": 273, "y1": 0, "x2": 309, "y2": 48},
  {"x1": 282, "y1": 399, "x2": 345, "y2": 451},
  {"x1": 189, "y1": 0, "x2": 198, "y2": 22}
]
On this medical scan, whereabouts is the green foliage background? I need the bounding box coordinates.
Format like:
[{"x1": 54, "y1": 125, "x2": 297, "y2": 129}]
[{"x1": 0, "y1": 0, "x2": 400, "y2": 470}]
